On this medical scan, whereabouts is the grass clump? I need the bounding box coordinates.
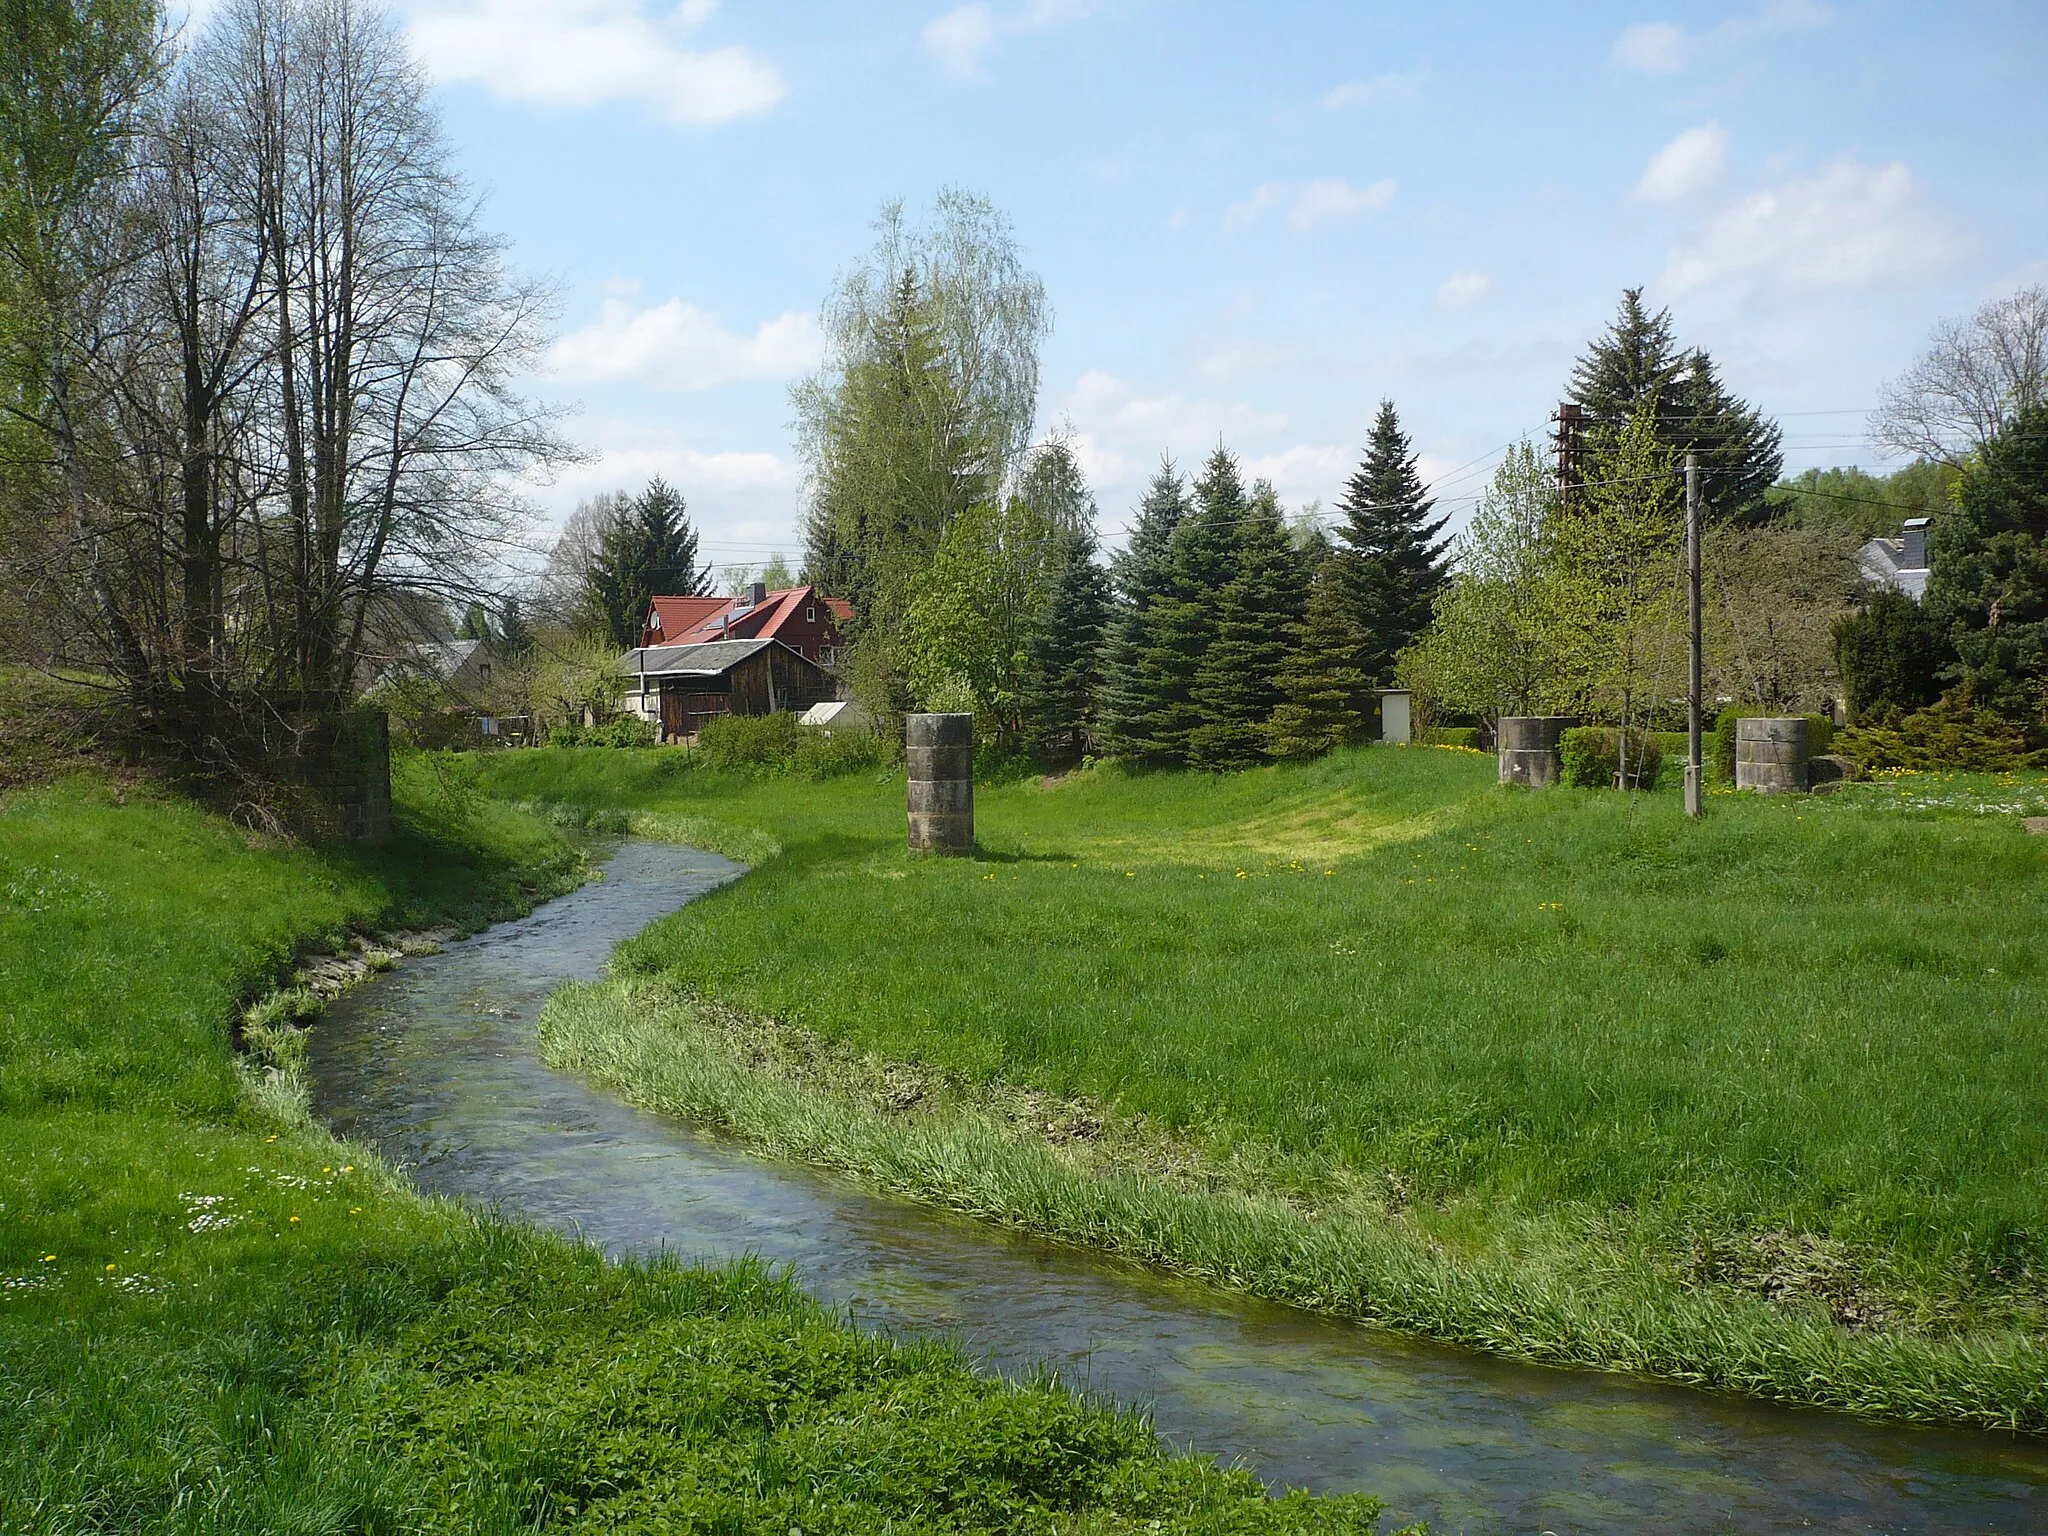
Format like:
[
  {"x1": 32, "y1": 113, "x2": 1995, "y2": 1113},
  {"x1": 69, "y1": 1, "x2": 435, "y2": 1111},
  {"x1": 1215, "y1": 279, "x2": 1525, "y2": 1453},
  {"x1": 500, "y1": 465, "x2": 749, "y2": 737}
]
[
  {"x1": 483, "y1": 742, "x2": 2048, "y2": 1429},
  {"x1": 0, "y1": 772, "x2": 1384, "y2": 1531}
]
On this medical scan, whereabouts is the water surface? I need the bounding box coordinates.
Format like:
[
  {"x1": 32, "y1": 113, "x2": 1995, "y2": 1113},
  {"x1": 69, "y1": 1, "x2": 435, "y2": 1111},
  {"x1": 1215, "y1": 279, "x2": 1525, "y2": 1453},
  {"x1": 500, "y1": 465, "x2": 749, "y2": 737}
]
[{"x1": 307, "y1": 840, "x2": 2047, "y2": 1534}]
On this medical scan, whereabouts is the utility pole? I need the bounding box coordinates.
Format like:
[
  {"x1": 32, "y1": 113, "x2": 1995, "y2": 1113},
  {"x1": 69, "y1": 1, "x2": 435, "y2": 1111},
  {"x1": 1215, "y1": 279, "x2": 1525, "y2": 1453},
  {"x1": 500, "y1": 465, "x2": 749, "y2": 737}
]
[{"x1": 1684, "y1": 451, "x2": 1704, "y2": 819}]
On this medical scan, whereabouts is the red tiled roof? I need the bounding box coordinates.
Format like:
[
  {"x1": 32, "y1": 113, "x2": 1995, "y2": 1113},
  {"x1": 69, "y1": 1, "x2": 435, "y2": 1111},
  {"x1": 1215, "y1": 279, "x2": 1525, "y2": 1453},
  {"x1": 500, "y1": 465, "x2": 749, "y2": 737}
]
[
  {"x1": 642, "y1": 586, "x2": 850, "y2": 650},
  {"x1": 643, "y1": 595, "x2": 728, "y2": 645}
]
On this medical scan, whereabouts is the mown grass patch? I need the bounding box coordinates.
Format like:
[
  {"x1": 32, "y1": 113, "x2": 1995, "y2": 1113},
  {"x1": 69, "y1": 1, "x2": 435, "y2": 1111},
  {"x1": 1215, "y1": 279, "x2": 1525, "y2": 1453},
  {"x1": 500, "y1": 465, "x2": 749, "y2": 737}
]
[
  {"x1": 482, "y1": 743, "x2": 2048, "y2": 1428},
  {"x1": 0, "y1": 771, "x2": 1379, "y2": 1532}
]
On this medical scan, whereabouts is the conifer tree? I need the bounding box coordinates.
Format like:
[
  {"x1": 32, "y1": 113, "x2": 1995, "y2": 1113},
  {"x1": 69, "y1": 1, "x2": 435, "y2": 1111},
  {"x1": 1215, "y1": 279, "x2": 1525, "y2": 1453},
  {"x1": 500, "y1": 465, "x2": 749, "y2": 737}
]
[
  {"x1": 1019, "y1": 528, "x2": 1110, "y2": 766},
  {"x1": 1140, "y1": 447, "x2": 1252, "y2": 765},
  {"x1": 1096, "y1": 462, "x2": 1190, "y2": 761},
  {"x1": 1677, "y1": 351, "x2": 1783, "y2": 528},
  {"x1": 1569, "y1": 288, "x2": 1782, "y2": 525},
  {"x1": 1267, "y1": 557, "x2": 1369, "y2": 759},
  {"x1": 1189, "y1": 478, "x2": 1305, "y2": 768},
  {"x1": 1332, "y1": 401, "x2": 1450, "y2": 687},
  {"x1": 587, "y1": 478, "x2": 710, "y2": 650},
  {"x1": 1569, "y1": 288, "x2": 1688, "y2": 424}
]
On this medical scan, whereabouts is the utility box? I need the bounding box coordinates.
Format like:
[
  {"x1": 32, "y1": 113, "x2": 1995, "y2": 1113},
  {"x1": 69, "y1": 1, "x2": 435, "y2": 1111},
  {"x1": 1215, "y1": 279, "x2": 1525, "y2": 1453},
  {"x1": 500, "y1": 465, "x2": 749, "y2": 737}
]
[{"x1": 1373, "y1": 689, "x2": 1413, "y2": 745}]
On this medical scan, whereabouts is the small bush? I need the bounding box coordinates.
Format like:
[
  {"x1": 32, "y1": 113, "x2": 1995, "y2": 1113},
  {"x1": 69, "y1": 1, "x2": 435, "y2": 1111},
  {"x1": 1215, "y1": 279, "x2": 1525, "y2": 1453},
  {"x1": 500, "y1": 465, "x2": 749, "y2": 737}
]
[
  {"x1": 691, "y1": 711, "x2": 889, "y2": 779},
  {"x1": 1422, "y1": 726, "x2": 1479, "y2": 749},
  {"x1": 694, "y1": 711, "x2": 803, "y2": 771},
  {"x1": 1559, "y1": 726, "x2": 1662, "y2": 789},
  {"x1": 548, "y1": 716, "x2": 657, "y2": 749},
  {"x1": 793, "y1": 725, "x2": 889, "y2": 779},
  {"x1": 1834, "y1": 692, "x2": 2047, "y2": 772}
]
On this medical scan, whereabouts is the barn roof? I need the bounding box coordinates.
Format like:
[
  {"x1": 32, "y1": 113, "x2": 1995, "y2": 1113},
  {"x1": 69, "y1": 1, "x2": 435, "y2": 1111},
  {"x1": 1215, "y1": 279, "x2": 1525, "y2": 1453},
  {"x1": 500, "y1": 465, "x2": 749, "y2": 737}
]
[{"x1": 618, "y1": 638, "x2": 830, "y2": 679}]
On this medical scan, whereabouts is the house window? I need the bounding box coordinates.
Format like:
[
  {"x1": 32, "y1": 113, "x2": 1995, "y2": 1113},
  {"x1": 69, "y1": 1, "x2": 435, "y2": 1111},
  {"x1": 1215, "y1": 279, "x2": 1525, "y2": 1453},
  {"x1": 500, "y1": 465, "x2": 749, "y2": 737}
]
[{"x1": 806, "y1": 606, "x2": 816, "y2": 622}]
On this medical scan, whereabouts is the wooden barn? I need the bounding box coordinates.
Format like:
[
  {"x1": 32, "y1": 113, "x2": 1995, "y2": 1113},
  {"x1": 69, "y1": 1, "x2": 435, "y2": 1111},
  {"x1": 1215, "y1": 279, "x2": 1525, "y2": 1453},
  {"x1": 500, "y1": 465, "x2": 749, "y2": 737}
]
[{"x1": 618, "y1": 638, "x2": 836, "y2": 742}]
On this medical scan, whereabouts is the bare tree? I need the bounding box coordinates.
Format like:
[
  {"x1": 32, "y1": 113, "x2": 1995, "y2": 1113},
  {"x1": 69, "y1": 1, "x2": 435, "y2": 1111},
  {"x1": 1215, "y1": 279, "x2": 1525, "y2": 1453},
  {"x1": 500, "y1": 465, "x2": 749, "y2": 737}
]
[
  {"x1": 3, "y1": 0, "x2": 571, "y2": 767},
  {"x1": 1875, "y1": 285, "x2": 2048, "y2": 465}
]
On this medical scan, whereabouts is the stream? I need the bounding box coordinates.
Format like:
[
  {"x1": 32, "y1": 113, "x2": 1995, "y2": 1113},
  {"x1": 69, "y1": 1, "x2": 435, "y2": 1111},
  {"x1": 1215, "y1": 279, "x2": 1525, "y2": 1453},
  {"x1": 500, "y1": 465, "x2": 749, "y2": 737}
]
[{"x1": 306, "y1": 839, "x2": 2047, "y2": 1534}]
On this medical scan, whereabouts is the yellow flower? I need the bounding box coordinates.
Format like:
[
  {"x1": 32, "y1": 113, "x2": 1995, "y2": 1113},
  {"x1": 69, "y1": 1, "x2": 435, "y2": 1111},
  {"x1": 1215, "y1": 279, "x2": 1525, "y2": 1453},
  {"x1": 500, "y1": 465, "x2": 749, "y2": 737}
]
[
  {"x1": 41, "y1": 1254, "x2": 56, "y2": 1263},
  {"x1": 288, "y1": 1216, "x2": 300, "y2": 1226},
  {"x1": 105, "y1": 1263, "x2": 116, "y2": 1273}
]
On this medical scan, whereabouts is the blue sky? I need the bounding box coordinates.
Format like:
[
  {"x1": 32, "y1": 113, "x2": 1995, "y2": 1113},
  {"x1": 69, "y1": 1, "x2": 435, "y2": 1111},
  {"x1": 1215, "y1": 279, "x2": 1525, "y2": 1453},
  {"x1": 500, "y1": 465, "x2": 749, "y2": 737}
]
[{"x1": 342, "y1": 0, "x2": 2045, "y2": 568}]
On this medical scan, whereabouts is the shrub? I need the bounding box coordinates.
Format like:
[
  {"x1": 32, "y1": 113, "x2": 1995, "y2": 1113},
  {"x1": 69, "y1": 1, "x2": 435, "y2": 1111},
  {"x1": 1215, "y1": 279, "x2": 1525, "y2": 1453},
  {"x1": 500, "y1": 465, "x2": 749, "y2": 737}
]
[
  {"x1": 1559, "y1": 726, "x2": 1662, "y2": 789},
  {"x1": 547, "y1": 715, "x2": 657, "y2": 749},
  {"x1": 1834, "y1": 691, "x2": 2047, "y2": 772},
  {"x1": 793, "y1": 725, "x2": 889, "y2": 779},
  {"x1": 692, "y1": 712, "x2": 890, "y2": 779},
  {"x1": 1421, "y1": 726, "x2": 1479, "y2": 749},
  {"x1": 1834, "y1": 589, "x2": 1948, "y2": 722},
  {"x1": 1650, "y1": 731, "x2": 1692, "y2": 788},
  {"x1": 694, "y1": 711, "x2": 803, "y2": 772}
]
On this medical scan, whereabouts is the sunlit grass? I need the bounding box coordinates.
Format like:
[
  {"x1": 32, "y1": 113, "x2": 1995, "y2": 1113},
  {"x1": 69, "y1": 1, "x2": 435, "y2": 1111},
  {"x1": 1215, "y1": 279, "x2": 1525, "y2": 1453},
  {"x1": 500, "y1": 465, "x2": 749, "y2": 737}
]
[
  {"x1": 486, "y1": 742, "x2": 2048, "y2": 1426},
  {"x1": 0, "y1": 770, "x2": 1376, "y2": 1531}
]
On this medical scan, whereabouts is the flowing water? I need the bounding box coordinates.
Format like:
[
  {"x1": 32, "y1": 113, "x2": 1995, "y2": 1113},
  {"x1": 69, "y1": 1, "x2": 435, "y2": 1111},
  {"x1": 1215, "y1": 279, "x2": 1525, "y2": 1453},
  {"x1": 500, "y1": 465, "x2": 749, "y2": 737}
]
[{"x1": 306, "y1": 839, "x2": 2047, "y2": 1534}]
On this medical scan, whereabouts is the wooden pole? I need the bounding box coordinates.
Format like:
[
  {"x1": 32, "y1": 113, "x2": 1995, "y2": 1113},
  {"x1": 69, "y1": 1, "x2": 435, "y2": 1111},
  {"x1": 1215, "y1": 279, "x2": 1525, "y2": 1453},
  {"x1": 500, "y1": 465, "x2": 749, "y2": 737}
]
[{"x1": 1685, "y1": 452, "x2": 1704, "y2": 818}]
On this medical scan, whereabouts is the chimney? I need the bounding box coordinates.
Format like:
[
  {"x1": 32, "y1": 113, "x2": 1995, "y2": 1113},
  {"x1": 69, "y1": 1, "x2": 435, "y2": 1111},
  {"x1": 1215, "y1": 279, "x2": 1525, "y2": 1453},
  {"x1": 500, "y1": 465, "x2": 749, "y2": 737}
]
[
  {"x1": 748, "y1": 581, "x2": 767, "y2": 607},
  {"x1": 1901, "y1": 517, "x2": 1930, "y2": 572}
]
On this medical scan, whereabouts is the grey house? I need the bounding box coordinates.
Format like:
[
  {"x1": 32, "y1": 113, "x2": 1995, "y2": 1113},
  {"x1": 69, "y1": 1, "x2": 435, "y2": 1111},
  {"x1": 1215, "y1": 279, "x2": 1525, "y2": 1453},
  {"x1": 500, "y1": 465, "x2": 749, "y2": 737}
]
[{"x1": 1857, "y1": 517, "x2": 1932, "y2": 601}]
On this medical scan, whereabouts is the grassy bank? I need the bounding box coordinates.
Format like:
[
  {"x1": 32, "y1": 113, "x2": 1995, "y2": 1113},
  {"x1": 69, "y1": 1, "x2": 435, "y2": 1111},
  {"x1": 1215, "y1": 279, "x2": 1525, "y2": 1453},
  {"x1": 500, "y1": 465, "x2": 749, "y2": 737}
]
[
  {"x1": 0, "y1": 767, "x2": 1377, "y2": 1533},
  {"x1": 479, "y1": 744, "x2": 2048, "y2": 1430}
]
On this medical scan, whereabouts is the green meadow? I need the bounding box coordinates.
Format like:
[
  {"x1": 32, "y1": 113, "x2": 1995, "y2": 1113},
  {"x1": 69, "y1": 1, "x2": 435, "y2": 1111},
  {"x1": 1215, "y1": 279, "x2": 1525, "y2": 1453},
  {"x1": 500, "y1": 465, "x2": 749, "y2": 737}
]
[
  {"x1": 0, "y1": 769, "x2": 1371, "y2": 1533},
  {"x1": 478, "y1": 744, "x2": 2048, "y2": 1429}
]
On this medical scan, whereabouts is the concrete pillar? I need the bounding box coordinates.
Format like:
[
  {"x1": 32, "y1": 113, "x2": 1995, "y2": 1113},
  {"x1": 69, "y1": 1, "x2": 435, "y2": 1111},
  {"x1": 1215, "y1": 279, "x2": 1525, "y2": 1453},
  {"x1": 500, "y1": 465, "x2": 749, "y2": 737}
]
[
  {"x1": 1735, "y1": 717, "x2": 1811, "y2": 794},
  {"x1": 1497, "y1": 716, "x2": 1578, "y2": 788},
  {"x1": 906, "y1": 712, "x2": 974, "y2": 853}
]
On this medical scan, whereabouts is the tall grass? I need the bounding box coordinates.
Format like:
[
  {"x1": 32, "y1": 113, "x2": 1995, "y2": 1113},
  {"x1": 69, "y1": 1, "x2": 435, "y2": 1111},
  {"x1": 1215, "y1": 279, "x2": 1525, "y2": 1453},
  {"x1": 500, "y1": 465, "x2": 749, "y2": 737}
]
[
  {"x1": 1, "y1": 772, "x2": 1383, "y2": 1531},
  {"x1": 481, "y1": 744, "x2": 2048, "y2": 1426}
]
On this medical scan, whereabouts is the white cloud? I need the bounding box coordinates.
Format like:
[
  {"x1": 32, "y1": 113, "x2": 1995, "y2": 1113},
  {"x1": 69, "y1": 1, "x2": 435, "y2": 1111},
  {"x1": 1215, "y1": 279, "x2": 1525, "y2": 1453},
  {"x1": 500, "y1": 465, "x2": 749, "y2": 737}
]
[
  {"x1": 407, "y1": 0, "x2": 784, "y2": 125},
  {"x1": 1612, "y1": 21, "x2": 1690, "y2": 74},
  {"x1": 1663, "y1": 159, "x2": 1958, "y2": 295},
  {"x1": 1225, "y1": 177, "x2": 1396, "y2": 233},
  {"x1": 923, "y1": 0, "x2": 1104, "y2": 83},
  {"x1": 548, "y1": 298, "x2": 821, "y2": 388},
  {"x1": 532, "y1": 429, "x2": 804, "y2": 540},
  {"x1": 1635, "y1": 121, "x2": 1729, "y2": 202},
  {"x1": 1436, "y1": 272, "x2": 1492, "y2": 309},
  {"x1": 1319, "y1": 71, "x2": 1423, "y2": 111},
  {"x1": 1193, "y1": 342, "x2": 1294, "y2": 383},
  {"x1": 1612, "y1": 0, "x2": 1833, "y2": 75}
]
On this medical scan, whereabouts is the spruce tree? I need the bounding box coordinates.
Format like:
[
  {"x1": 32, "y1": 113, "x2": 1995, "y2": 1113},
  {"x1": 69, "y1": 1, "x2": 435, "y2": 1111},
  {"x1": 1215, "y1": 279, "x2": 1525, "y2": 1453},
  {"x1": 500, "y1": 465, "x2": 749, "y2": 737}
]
[
  {"x1": 1569, "y1": 289, "x2": 1783, "y2": 525},
  {"x1": 1019, "y1": 529, "x2": 1111, "y2": 766},
  {"x1": 588, "y1": 477, "x2": 711, "y2": 649},
  {"x1": 1678, "y1": 351, "x2": 1784, "y2": 527},
  {"x1": 1569, "y1": 287, "x2": 1687, "y2": 425},
  {"x1": 1267, "y1": 556, "x2": 1369, "y2": 759},
  {"x1": 1096, "y1": 462, "x2": 1191, "y2": 762},
  {"x1": 498, "y1": 596, "x2": 534, "y2": 658},
  {"x1": 1142, "y1": 447, "x2": 1251, "y2": 766},
  {"x1": 1189, "y1": 478, "x2": 1305, "y2": 769},
  {"x1": 1332, "y1": 401, "x2": 1450, "y2": 687}
]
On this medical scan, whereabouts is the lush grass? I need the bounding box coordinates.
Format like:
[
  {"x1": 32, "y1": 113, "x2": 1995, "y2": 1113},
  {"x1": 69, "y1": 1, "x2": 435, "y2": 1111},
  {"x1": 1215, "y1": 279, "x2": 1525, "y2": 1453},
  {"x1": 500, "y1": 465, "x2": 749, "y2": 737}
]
[
  {"x1": 0, "y1": 771, "x2": 1377, "y2": 1532},
  {"x1": 480, "y1": 744, "x2": 2048, "y2": 1427}
]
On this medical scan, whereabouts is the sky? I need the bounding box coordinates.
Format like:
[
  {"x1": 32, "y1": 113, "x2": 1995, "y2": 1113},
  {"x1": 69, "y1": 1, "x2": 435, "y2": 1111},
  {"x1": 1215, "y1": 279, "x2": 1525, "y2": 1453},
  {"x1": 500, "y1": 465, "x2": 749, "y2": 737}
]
[{"x1": 267, "y1": 0, "x2": 2048, "y2": 572}]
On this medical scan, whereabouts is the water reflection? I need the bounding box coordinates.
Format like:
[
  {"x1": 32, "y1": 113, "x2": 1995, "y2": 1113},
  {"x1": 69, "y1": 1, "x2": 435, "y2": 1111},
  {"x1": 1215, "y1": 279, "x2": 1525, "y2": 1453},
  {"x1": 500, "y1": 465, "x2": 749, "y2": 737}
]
[{"x1": 306, "y1": 840, "x2": 2046, "y2": 1534}]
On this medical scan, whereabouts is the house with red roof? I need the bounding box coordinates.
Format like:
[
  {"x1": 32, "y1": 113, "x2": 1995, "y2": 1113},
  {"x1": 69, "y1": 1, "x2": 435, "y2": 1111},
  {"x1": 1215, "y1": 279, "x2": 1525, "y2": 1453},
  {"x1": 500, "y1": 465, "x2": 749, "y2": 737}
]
[{"x1": 640, "y1": 583, "x2": 851, "y2": 667}]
